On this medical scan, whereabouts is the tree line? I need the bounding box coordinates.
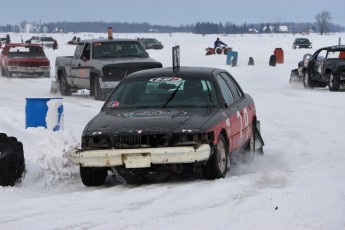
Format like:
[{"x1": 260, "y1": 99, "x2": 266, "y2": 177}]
[{"x1": 0, "y1": 11, "x2": 343, "y2": 35}]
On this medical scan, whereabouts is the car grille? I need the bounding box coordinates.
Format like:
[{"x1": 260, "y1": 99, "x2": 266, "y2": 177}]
[
  {"x1": 8, "y1": 61, "x2": 49, "y2": 67},
  {"x1": 82, "y1": 132, "x2": 209, "y2": 149},
  {"x1": 102, "y1": 63, "x2": 162, "y2": 82}
]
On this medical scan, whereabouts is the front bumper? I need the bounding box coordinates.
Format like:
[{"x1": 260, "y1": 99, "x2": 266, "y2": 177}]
[
  {"x1": 70, "y1": 144, "x2": 211, "y2": 168},
  {"x1": 8, "y1": 66, "x2": 50, "y2": 75}
]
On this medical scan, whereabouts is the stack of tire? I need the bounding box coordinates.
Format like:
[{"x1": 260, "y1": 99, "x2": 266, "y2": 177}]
[{"x1": 0, "y1": 133, "x2": 25, "y2": 186}]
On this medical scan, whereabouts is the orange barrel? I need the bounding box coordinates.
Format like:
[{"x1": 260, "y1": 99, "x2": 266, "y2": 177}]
[{"x1": 274, "y1": 48, "x2": 284, "y2": 64}]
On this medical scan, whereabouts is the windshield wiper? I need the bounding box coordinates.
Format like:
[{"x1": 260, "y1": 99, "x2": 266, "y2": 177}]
[{"x1": 161, "y1": 82, "x2": 183, "y2": 108}]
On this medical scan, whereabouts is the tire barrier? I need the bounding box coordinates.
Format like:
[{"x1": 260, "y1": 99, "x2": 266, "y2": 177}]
[
  {"x1": 269, "y1": 55, "x2": 277, "y2": 67},
  {"x1": 0, "y1": 133, "x2": 25, "y2": 186},
  {"x1": 248, "y1": 57, "x2": 254, "y2": 65}
]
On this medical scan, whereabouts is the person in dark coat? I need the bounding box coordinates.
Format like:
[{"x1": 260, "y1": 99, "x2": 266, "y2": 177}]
[
  {"x1": 5, "y1": 34, "x2": 10, "y2": 44},
  {"x1": 214, "y1": 37, "x2": 227, "y2": 50}
]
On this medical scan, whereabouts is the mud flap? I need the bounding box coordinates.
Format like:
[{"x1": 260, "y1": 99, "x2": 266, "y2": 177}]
[
  {"x1": 50, "y1": 80, "x2": 59, "y2": 94},
  {"x1": 254, "y1": 120, "x2": 264, "y2": 151},
  {"x1": 289, "y1": 69, "x2": 302, "y2": 83}
]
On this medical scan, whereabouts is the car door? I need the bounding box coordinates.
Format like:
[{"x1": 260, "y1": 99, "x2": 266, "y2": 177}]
[
  {"x1": 215, "y1": 74, "x2": 241, "y2": 152},
  {"x1": 71, "y1": 42, "x2": 91, "y2": 88},
  {"x1": 220, "y1": 72, "x2": 253, "y2": 149},
  {"x1": 308, "y1": 48, "x2": 327, "y2": 79}
]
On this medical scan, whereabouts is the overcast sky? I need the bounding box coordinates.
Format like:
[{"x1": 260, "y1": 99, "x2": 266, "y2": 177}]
[{"x1": 1, "y1": 0, "x2": 344, "y2": 26}]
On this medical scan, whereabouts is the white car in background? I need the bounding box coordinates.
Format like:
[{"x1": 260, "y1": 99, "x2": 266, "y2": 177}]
[{"x1": 25, "y1": 36, "x2": 58, "y2": 49}]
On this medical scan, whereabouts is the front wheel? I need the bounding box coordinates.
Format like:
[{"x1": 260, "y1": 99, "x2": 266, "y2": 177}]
[
  {"x1": 303, "y1": 72, "x2": 313, "y2": 89},
  {"x1": 328, "y1": 72, "x2": 340, "y2": 91},
  {"x1": 93, "y1": 77, "x2": 103, "y2": 101},
  {"x1": 80, "y1": 167, "x2": 108, "y2": 186},
  {"x1": 59, "y1": 71, "x2": 72, "y2": 96},
  {"x1": 202, "y1": 135, "x2": 228, "y2": 180}
]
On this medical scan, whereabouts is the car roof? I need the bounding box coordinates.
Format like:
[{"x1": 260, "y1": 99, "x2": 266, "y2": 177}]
[
  {"x1": 124, "y1": 66, "x2": 221, "y2": 80},
  {"x1": 80, "y1": 38, "x2": 138, "y2": 43}
]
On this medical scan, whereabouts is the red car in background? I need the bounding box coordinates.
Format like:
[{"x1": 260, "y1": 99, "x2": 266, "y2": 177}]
[{"x1": 0, "y1": 43, "x2": 50, "y2": 78}]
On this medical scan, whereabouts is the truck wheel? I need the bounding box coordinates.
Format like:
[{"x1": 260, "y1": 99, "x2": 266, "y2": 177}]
[
  {"x1": 202, "y1": 135, "x2": 228, "y2": 180},
  {"x1": 80, "y1": 167, "x2": 108, "y2": 186},
  {"x1": 1, "y1": 67, "x2": 8, "y2": 77},
  {"x1": 59, "y1": 71, "x2": 72, "y2": 96},
  {"x1": 303, "y1": 72, "x2": 313, "y2": 89},
  {"x1": 0, "y1": 133, "x2": 25, "y2": 187},
  {"x1": 329, "y1": 72, "x2": 340, "y2": 91},
  {"x1": 93, "y1": 77, "x2": 102, "y2": 101}
]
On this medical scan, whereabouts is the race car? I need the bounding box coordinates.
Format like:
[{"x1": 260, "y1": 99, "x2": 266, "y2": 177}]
[{"x1": 70, "y1": 66, "x2": 264, "y2": 186}]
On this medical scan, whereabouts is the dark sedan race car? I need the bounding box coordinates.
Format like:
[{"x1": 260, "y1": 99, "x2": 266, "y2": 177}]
[{"x1": 70, "y1": 66, "x2": 264, "y2": 186}]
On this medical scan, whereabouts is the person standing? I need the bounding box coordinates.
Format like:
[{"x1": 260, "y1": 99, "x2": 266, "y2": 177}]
[{"x1": 5, "y1": 34, "x2": 10, "y2": 44}]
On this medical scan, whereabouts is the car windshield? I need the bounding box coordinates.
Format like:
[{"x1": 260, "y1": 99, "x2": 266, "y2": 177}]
[
  {"x1": 92, "y1": 41, "x2": 148, "y2": 59},
  {"x1": 7, "y1": 46, "x2": 46, "y2": 57},
  {"x1": 296, "y1": 38, "x2": 310, "y2": 44},
  {"x1": 105, "y1": 76, "x2": 219, "y2": 109},
  {"x1": 40, "y1": 37, "x2": 54, "y2": 42}
]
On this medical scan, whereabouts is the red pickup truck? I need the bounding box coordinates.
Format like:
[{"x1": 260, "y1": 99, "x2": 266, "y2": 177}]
[{"x1": 0, "y1": 43, "x2": 50, "y2": 78}]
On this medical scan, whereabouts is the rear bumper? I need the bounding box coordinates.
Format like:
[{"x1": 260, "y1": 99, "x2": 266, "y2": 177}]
[
  {"x1": 70, "y1": 144, "x2": 211, "y2": 168},
  {"x1": 8, "y1": 66, "x2": 50, "y2": 74}
]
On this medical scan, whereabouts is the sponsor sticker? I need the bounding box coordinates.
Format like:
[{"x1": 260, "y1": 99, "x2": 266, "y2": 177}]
[
  {"x1": 107, "y1": 100, "x2": 120, "y2": 107},
  {"x1": 149, "y1": 77, "x2": 182, "y2": 82}
]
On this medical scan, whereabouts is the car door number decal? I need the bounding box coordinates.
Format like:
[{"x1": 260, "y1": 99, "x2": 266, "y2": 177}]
[
  {"x1": 236, "y1": 107, "x2": 249, "y2": 142},
  {"x1": 80, "y1": 69, "x2": 86, "y2": 78}
]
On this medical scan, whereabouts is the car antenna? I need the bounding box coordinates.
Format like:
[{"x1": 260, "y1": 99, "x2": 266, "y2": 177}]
[{"x1": 172, "y1": 45, "x2": 180, "y2": 73}]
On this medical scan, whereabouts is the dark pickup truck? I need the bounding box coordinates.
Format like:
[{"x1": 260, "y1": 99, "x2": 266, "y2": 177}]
[
  {"x1": 55, "y1": 38, "x2": 162, "y2": 100},
  {"x1": 302, "y1": 45, "x2": 345, "y2": 91}
]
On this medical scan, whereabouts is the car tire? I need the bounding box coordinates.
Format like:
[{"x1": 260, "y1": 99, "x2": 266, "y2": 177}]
[
  {"x1": 0, "y1": 133, "x2": 25, "y2": 187},
  {"x1": 244, "y1": 123, "x2": 264, "y2": 162},
  {"x1": 59, "y1": 71, "x2": 72, "y2": 96},
  {"x1": 202, "y1": 135, "x2": 228, "y2": 180},
  {"x1": 328, "y1": 72, "x2": 340, "y2": 91},
  {"x1": 80, "y1": 167, "x2": 108, "y2": 186},
  {"x1": 303, "y1": 72, "x2": 314, "y2": 89},
  {"x1": 269, "y1": 55, "x2": 276, "y2": 66},
  {"x1": 93, "y1": 76, "x2": 103, "y2": 101}
]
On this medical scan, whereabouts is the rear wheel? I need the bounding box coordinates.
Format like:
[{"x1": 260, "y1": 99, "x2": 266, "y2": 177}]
[
  {"x1": 202, "y1": 135, "x2": 228, "y2": 180},
  {"x1": 328, "y1": 72, "x2": 340, "y2": 91},
  {"x1": 59, "y1": 71, "x2": 72, "y2": 96},
  {"x1": 80, "y1": 167, "x2": 108, "y2": 186}
]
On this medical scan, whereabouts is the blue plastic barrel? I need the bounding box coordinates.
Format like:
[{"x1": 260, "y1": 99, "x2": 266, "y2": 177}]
[
  {"x1": 25, "y1": 98, "x2": 64, "y2": 131},
  {"x1": 226, "y1": 51, "x2": 238, "y2": 66}
]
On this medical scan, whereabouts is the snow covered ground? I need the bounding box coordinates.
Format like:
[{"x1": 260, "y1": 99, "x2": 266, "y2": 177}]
[{"x1": 1, "y1": 32, "x2": 345, "y2": 229}]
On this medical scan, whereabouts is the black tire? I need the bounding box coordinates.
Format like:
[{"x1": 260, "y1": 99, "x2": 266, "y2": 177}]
[
  {"x1": 232, "y1": 57, "x2": 237, "y2": 67},
  {"x1": 93, "y1": 76, "x2": 103, "y2": 101},
  {"x1": 80, "y1": 167, "x2": 108, "y2": 186},
  {"x1": 269, "y1": 55, "x2": 276, "y2": 66},
  {"x1": 328, "y1": 72, "x2": 340, "y2": 91},
  {"x1": 59, "y1": 70, "x2": 72, "y2": 96},
  {"x1": 202, "y1": 135, "x2": 228, "y2": 180},
  {"x1": 0, "y1": 133, "x2": 25, "y2": 187},
  {"x1": 1, "y1": 67, "x2": 8, "y2": 77},
  {"x1": 244, "y1": 123, "x2": 264, "y2": 162},
  {"x1": 303, "y1": 72, "x2": 314, "y2": 89}
]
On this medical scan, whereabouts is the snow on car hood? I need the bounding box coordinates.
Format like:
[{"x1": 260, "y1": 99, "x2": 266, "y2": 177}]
[{"x1": 84, "y1": 108, "x2": 218, "y2": 134}]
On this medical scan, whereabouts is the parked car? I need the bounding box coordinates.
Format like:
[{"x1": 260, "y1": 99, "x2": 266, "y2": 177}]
[
  {"x1": 25, "y1": 36, "x2": 58, "y2": 49},
  {"x1": 69, "y1": 66, "x2": 265, "y2": 186},
  {"x1": 55, "y1": 38, "x2": 162, "y2": 100},
  {"x1": 292, "y1": 38, "x2": 312, "y2": 49},
  {"x1": 0, "y1": 38, "x2": 6, "y2": 48},
  {"x1": 302, "y1": 45, "x2": 345, "y2": 91},
  {"x1": 0, "y1": 43, "x2": 50, "y2": 78},
  {"x1": 137, "y1": 38, "x2": 164, "y2": 49}
]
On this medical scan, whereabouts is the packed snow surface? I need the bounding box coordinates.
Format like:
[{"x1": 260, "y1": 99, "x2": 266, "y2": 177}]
[{"x1": 1, "y1": 32, "x2": 345, "y2": 229}]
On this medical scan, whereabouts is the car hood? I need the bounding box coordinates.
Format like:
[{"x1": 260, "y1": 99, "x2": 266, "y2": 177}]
[
  {"x1": 92, "y1": 57, "x2": 161, "y2": 66},
  {"x1": 84, "y1": 108, "x2": 218, "y2": 135}
]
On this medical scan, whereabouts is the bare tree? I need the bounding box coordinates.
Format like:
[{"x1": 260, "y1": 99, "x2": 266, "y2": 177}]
[{"x1": 315, "y1": 11, "x2": 331, "y2": 35}]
